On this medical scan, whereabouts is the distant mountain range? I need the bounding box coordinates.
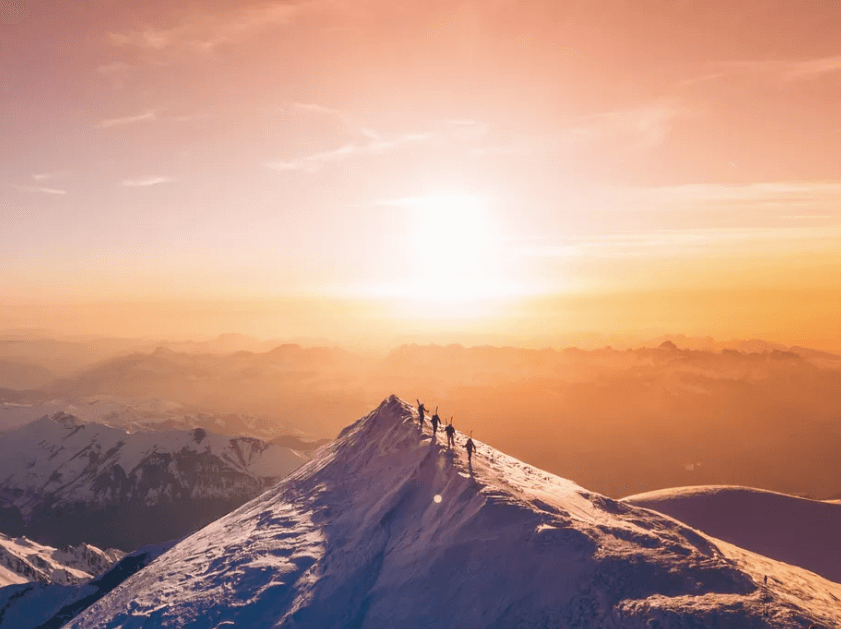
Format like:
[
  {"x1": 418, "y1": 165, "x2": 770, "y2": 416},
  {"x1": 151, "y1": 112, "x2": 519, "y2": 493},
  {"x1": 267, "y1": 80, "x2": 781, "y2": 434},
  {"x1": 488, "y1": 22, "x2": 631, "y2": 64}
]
[
  {"x1": 3, "y1": 337, "x2": 841, "y2": 499},
  {"x1": 0, "y1": 414, "x2": 308, "y2": 550},
  {"x1": 0, "y1": 533, "x2": 123, "y2": 587}
]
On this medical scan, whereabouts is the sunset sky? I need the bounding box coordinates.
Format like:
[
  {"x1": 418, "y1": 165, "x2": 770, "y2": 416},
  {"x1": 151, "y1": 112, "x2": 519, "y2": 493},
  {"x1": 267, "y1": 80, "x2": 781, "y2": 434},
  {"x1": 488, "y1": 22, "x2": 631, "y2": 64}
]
[{"x1": 2, "y1": 0, "x2": 840, "y2": 347}]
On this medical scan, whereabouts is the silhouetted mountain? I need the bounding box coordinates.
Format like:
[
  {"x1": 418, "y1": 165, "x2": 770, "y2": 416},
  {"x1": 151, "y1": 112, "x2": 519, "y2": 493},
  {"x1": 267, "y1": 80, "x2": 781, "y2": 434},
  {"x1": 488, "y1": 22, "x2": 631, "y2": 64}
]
[{"x1": 0, "y1": 360, "x2": 55, "y2": 390}]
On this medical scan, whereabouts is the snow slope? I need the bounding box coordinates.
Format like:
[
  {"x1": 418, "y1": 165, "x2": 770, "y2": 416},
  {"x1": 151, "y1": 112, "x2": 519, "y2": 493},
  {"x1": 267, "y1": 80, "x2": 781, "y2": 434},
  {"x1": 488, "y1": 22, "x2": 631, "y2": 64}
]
[
  {"x1": 0, "y1": 413, "x2": 308, "y2": 549},
  {"x1": 63, "y1": 396, "x2": 840, "y2": 628},
  {"x1": 623, "y1": 485, "x2": 841, "y2": 584},
  {"x1": 0, "y1": 533, "x2": 123, "y2": 587}
]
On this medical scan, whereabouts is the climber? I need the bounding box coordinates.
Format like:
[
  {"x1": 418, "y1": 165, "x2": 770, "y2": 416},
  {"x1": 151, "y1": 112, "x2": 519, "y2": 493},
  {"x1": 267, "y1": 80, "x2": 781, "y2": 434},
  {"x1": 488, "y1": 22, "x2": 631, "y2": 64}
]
[
  {"x1": 417, "y1": 400, "x2": 426, "y2": 428},
  {"x1": 445, "y1": 418, "x2": 455, "y2": 449},
  {"x1": 465, "y1": 435, "x2": 475, "y2": 465},
  {"x1": 431, "y1": 407, "x2": 441, "y2": 440}
]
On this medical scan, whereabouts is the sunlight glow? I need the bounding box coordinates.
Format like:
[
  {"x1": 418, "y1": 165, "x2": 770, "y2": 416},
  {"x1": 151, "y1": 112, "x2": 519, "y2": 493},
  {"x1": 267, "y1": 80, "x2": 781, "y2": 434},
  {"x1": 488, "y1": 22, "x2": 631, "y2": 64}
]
[{"x1": 407, "y1": 194, "x2": 498, "y2": 296}]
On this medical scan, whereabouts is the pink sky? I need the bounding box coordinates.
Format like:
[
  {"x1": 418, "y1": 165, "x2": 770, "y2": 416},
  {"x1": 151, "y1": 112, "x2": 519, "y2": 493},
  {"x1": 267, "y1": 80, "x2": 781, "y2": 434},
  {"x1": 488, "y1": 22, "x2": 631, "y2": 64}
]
[{"x1": 2, "y1": 0, "x2": 841, "y2": 346}]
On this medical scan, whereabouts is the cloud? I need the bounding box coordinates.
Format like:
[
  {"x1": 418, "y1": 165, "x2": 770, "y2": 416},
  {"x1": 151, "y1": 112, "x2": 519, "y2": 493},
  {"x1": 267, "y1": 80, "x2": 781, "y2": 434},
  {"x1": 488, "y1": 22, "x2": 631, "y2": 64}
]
[
  {"x1": 267, "y1": 129, "x2": 431, "y2": 173},
  {"x1": 31, "y1": 171, "x2": 68, "y2": 182},
  {"x1": 442, "y1": 119, "x2": 489, "y2": 142},
  {"x1": 513, "y1": 181, "x2": 841, "y2": 260},
  {"x1": 11, "y1": 184, "x2": 67, "y2": 195},
  {"x1": 783, "y1": 55, "x2": 841, "y2": 80},
  {"x1": 120, "y1": 177, "x2": 173, "y2": 187},
  {"x1": 518, "y1": 225, "x2": 841, "y2": 260},
  {"x1": 291, "y1": 102, "x2": 344, "y2": 116},
  {"x1": 108, "y1": 2, "x2": 302, "y2": 57},
  {"x1": 375, "y1": 193, "x2": 488, "y2": 209},
  {"x1": 97, "y1": 110, "x2": 157, "y2": 128},
  {"x1": 98, "y1": 62, "x2": 133, "y2": 76},
  {"x1": 631, "y1": 181, "x2": 841, "y2": 207},
  {"x1": 562, "y1": 103, "x2": 682, "y2": 150},
  {"x1": 678, "y1": 55, "x2": 841, "y2": 86}
]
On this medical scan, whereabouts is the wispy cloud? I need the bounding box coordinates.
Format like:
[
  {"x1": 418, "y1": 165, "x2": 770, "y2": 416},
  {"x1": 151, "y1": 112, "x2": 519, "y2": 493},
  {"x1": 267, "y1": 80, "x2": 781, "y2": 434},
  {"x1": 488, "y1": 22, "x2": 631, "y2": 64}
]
[
  {"x1": 98, "y1": 61, "x2": 133, "y2": 76},
  {"x1": 97, "y1": 110, "x2": 157, "y2": 129},
  {"x1": 562, "y1": 103, "x2": 682, "y2": 150},
  {"x1": 678, "y1": 54, "x2": 841, "y2": 86},
  {"x1": 108, "y1": 2, "x2": 302, "y2": 57},
  {"x1": 782, "y1": 55, "x2": 841, "y2": 80},
  {"x1": 31, "y1": 171, "x2": 69, "y2": 182},
  {"x1": 120, "y1": 177, "x2": 173, "y2": 187},
  {"x1": 518, "y1": 225, "x2": 841, "y2": 260},
  {"x1": 630, "y1": 181, "x2": 841, "y2": 207},
  {"x1": 442, "y1": 119, "x2": 489, "y2": 142},
  {"x1": 291, "y1": 102, "x2": 344, "y2": 116},
  {"x1": 375, "y1": 194, "x2": 488, "y2": 209},
  {"x1": 514, "y1": 181, "x2": 841, "y2": 259},
  {"x1": 267, "y1": 129, "x2": 431, "y2": 173},
  {"x1": 11, "y1": 184, "x2": 67, "y2": 195}
]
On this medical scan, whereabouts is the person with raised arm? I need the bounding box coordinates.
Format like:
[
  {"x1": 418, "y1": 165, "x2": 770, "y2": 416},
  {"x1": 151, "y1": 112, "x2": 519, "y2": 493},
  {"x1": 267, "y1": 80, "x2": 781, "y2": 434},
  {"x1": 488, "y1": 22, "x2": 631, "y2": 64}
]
[{"x1": 417, "y1": 400, "x2": 427, "y2": 428}]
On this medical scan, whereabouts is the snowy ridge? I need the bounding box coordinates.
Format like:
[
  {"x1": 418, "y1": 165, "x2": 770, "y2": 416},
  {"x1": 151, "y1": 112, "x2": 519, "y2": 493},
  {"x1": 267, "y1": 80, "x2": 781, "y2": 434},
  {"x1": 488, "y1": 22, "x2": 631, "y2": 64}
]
[
  {"x1": 622, "y1": 485, "x2": 841, "y2": 584},
  {"x1": 0, "y1": 540, "x2": 177, "y2": 629},
  {"x1": 0, "y1": 413, "x2": 308, "y2": 549},
  {"x1": 0, "y1": 533, "x2": 123, "y2": 587},
  {"x1": 0, "y1": 412, "x2": 307, "y2": 510},
  {"x1": 63, "y1": 395, "x2": 840, "y2": 628}
]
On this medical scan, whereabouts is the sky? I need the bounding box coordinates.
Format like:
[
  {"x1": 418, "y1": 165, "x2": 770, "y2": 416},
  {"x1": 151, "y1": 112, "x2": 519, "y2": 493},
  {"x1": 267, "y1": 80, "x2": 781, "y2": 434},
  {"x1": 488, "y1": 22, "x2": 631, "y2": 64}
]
[{"x1": 2, "y1": 0, "x2": 841, "y2": 347}]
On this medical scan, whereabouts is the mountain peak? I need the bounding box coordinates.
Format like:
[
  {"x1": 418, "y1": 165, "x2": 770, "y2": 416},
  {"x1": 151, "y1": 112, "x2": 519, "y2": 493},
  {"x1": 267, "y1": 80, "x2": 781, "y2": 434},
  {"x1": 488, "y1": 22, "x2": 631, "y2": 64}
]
[
  {"x1": 66, "y1": 397, "x2": 841, "y2": 628},
  {"x1": 49, "y1": 410, "x2": 84, "y2": 428}
]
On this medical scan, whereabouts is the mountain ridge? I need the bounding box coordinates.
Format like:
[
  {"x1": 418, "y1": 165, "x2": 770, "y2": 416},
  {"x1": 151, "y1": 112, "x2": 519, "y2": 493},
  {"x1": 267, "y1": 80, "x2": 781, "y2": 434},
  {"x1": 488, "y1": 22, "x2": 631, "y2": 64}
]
[{"x1": 64, "y1": 396, "x2": 840, "y2": 628}]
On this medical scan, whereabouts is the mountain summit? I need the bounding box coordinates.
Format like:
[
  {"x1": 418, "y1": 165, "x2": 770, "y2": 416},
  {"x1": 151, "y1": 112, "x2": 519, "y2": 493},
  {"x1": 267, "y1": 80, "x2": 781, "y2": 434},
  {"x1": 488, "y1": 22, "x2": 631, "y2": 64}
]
[{"x1": 67, "y1": 396, "x2": 839, "y2": 628}]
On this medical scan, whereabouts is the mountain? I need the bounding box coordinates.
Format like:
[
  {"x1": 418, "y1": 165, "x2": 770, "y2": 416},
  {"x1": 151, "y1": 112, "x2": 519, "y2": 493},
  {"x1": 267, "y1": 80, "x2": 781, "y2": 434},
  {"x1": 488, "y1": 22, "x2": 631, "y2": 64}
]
[
  {"x1": 0, "y1": 533, "x2": 123, "y2": 587},
  {"x1": 48, "y1": 344, "x2": 374, "y2": 436},
  {"x1": 63, "y1": 397, "x2": 840, "y2": 628},
  {"x1": 0, "y1": 360, "x2": 55, "y2": 390},
  {"x1": 0, "y1": 414, "x2": 308, "y2": 550},
  {"x1": 156, "y1": 333, "x2": 280, "y2": 355},
  {"x1": 0, "y1": 338, "x2": 151, "y2": 380},
  {"x1": 0, "y1": 540, "x2": 176, "y2": 629},
  {"x1": 11, "y1": 339, "x2": 841, "y2": 499},
  {"x1": 623, "y1": 485, "x2": 841, "y2": 584}
]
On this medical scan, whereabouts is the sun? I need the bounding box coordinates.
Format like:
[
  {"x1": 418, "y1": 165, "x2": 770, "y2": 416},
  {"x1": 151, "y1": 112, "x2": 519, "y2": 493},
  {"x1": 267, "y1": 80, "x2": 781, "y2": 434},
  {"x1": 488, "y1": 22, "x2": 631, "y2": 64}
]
[
  {"x1": 413, "y1": 194, "x2": 491, "y2": 272},
  {"x1": 404, "y1": 194, "x2": 500, "y2": 299},
  {"x1": 352, "y1": 192, "x2": 534, "y2": 319}
]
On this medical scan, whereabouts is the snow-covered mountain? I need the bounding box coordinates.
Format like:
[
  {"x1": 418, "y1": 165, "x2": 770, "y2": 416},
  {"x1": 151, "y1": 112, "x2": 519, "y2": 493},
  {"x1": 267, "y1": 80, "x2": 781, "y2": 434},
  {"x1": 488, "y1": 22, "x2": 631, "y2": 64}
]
[
  {"x1": 0, "y1": 533, "x2": 123, "y2": 587},
  {"x1": 63, "y1": 396, "x2": 840, "y2": 628},
  {"x1": 0, "y1": 540, "x2": 176, "y2": 629},
  {"x1": 0, "y1": 413, "x2": 309, "y2": 550},
  {"x1": 623, "y1": 485, "x2": 841, "y2": 584}
]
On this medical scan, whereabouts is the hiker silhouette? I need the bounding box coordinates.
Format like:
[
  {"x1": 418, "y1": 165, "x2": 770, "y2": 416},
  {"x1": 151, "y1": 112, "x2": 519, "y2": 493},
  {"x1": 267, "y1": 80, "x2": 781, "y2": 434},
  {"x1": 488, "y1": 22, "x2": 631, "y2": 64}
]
[
  {"x1": 431, "y1": 407, "x2": 440, "y2": 440},
  {"x1": 417, "y1": 400, "x2": 426, "y2": 427},
  {"x1": 445, "y1": 419, "x2": 455, "y2": 449},
  {"x1": 465, "y1": 437, "x2": 475, "y2": 465}
]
